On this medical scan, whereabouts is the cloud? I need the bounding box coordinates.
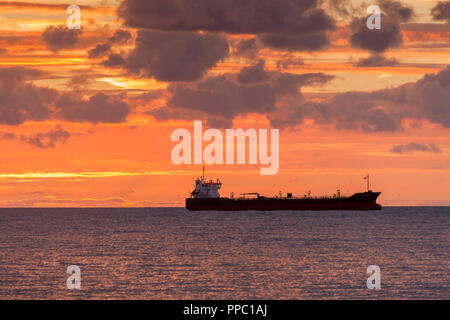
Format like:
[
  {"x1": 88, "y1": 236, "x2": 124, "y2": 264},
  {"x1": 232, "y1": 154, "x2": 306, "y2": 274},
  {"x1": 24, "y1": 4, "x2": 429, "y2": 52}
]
[
  {"x1": 281, "y1": 65, "x2": 450, "y2": 132},
  {"x1": 431, "y1": 1, "x2": 450, "y2": 23},
  {"x1": 356, "y1": 54, "x2": 398, "y2": 67},
  {"x1": 0, "y1": 67, "x2": 57, "y2": 125},
  {"x1": 122, "y1": 30, "x2": 229, "y2": 81},
  {"x1": 0, "y1": 67, "x2": 131, "y2": 125},
  {"x1": 0, "y1": 131, "x2": 16, "y2": 140},
  {"x1": 66, "y1": 72, "x2": 92, "y2": 90},
  {"x1": 42, "y1": 25, "x2": 82, "y2": 52},
  {"x1": 109, "y1": 29, "x2": 132, "y2": 45},
  {"x1": 55, "y1": 92, "x2": 130, "y2": 123},
  {"x1": 233, "y1": 38, "x2": 258, "y2": 59},
  {"x1": 350, "y1": 0, "x2": 413, "y2": 53},
  {"x1": 147, "y1": 60, "x2": 334, "y2": 127},
  {"x1": 146, "y1": 65, "x2": 450, "y2": 132},
  {"x1": 275, "y1": 54, "x2": 305, "y2": 71},
  {"x1": 259, "y1": 32, "x2": 330, "y2": 51},
  {"x1": 118, "y1": 0, "x2": 335, "y2": 51},
  {"x1": 118, "y1": 0, "x2": 334, "y2": 34},
  {"x1": 402, "y1": 22, "x2": 450, "y2": 32},
  {"x1": 88, "y1": 43, "x2": 111, "y2": 59},
  {"x1": 0, "y1": 1, "x2": 110, "y2": 11},
  {"x1": 237, "y1": 60, "x2": 269, "y2": 83},
  {"x1": 111, "y1": 1, "x2": 338, "y2": 83},
  {"x1": 20, "y1": 125, "x2": 70, "y2": 149},
  {"x1": 88, "y1": 29, "x2": 132, "y2": 59},
  {"x1": 389, "y1": 142, "x2": 443, "y2": 154},
  {"x1": 102, "y1": 54, "x2": 126, "y2": 67}
]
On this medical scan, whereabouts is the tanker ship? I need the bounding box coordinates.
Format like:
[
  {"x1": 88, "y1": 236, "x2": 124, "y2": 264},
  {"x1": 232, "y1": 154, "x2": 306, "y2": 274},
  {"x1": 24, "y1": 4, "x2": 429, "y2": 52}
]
[{"x1": 185, "y1": 169, "x2": 382, "y2": 211}]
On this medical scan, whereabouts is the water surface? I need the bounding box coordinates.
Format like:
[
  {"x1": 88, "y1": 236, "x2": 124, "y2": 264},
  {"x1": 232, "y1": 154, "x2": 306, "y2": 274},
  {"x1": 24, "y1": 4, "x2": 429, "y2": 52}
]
[{"x1": 0, "y1": 207, "x2": 448, "y2": 299}]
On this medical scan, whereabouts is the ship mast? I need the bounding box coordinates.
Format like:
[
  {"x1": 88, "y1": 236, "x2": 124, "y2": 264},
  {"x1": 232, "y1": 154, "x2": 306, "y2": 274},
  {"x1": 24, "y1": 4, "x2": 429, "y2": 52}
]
[{"x1": 364, "y1": 174, "x2": 370, "y2": 192}]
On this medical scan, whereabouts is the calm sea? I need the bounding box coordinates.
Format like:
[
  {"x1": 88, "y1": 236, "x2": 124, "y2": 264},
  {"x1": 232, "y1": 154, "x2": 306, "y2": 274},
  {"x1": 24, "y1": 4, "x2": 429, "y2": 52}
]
[{"x1": 0, "y1": 207, "x2": 448, "y2": 299}]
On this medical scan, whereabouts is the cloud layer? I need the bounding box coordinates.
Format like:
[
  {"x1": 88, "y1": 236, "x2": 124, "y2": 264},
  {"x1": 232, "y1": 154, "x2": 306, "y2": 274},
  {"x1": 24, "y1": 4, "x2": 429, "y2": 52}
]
[
  {"x1": 390, "y1": 142, "x2": 443, "y2": 154},
  {"x1": 123, "y1": 30, "x2": 229, "y2": 81},
  {"x1": 0, "y1": 67, "x2": 56, "y2": 125},
  {"x1": 291, "y1": 65, "x2": 450, "y2": 132},
  {"x1": 42, "y1": 25, "x2": 82, "y2": 51},
  {"x1": 148, "y1": 60, "x2": 334, "y2": 127},
  {"x1": 147, "y1": 64, "x2": 450, "y2": 132},
  {"x1": 118, "y1": 0, "x2": 334, "y2": 35},
  {"x1": 432, "y1": 1, "x2": 450, "y2": 23},
  {"x1": 350, "y1": 1, "x2": 413, "y2": 53},
  {"x1": 20, "y1": 125, "x2": 71, "y2": 149},
  {"x1": 0, "y1": 67, "x2": 131, "y2": 125}
]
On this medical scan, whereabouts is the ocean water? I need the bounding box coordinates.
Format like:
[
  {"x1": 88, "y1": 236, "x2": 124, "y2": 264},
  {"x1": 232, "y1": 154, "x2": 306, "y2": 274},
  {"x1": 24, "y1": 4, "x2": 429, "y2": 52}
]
[{"x1": 0, "y1": 207, "x2": 448, "y2": 300}]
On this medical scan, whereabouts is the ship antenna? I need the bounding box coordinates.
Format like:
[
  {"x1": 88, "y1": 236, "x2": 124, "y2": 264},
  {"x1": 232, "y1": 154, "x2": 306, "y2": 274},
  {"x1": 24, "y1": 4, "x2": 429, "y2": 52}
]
[{"x1": 364, "y1": 174, "x2": 370, "y2": 192}]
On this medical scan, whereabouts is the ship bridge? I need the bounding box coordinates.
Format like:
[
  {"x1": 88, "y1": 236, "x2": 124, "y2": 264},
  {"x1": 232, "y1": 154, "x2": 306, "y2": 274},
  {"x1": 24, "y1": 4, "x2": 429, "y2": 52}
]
[{"x1": 190, "y1": 168, "x2": 222, "y2": 199}]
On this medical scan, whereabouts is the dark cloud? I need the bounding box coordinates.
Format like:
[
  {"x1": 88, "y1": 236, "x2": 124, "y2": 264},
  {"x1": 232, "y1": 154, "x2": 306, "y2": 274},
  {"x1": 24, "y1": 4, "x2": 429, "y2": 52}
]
[
  {"x1": 402, "y1": 22, "x2": 450, "y2": 32},
  {"x1": 276, "y1": 54, "x2": 305, "y2": 71},
  {"x1": 0, "y1": 67, "x2": 57, "y2": 125},
  {"x1": 123, "y1": 30, "x2": 229, "y2": 82},
  {"x1": 389, "y1": 142, "x2": 443, "y2": 154},
  {"x1": 235, "y1": 38, "x2": 257, "y2": 53},
  {"x1": 118, "y1": 0, "x2": 334, "y2": 34},
  {"x1": 0, "y1": 67, "x2": 132, "y2": 125},
  {"x1": 260, "y1": 32, "x2": 330, "y2": 51},
  {"x1": 109, "y1": 29, "x2": 132, "y2": 45},
  {"x1": 356, "y1": 54, "x2": 398, "y2": 67},
  {"x1": 411, "y1": 66, "x2": 450, "y2": 128},
  {"x1": 233, "y1": 38, "x2": 258, "y2": 58},
  {"x1": 350, "y1": 1, "x2": 413, "y2": 53},
  {"x1": 282, "y1": 65, "x2": 450, "y2": 132},
  {"x1": 118, "y1": 0, "x2": 335, "y2": 51},
  {"x1": 431, "y1": 1, "x2": 450, "y2": 23},
  {"x1": 147, "y1": 60, "x2": 334, "y2": 127},
  {"x1": 20, "y1": 125, "x2": 70, "y2": 149},
  {"x1": 42, "y1": 25, "x2": 82, "y2": 51},
  {"x1": 111, "y1": 1, "x2": 337, "y2": 83},
  {"x1": 237, "y1": 60, "x2": 269, "y2": 84},
  {"x1": 102, "y1": 54, "x2": 126, "y2": 67},
  {"x1": 145, "y1": 65, "x2": 450, "y2": 132},
  {"x1": 0, "y1": 131, "x2": 17, "y2": 140},
  {"x1": 88, "y1": 29, "x2": 131, "y2": 59},
  {"x1": 350, "y1": 16, "x2": 402, "y2": 53},
  {"x1": 381, "y1": 0, "x2": 414, "y2": 21},
  {"x1": 88, "y1": 43, "x2": 111, "y2": 58},
  {"x1": 299, "y1": 91, "x2": 403, "y2": 132},
  {"x1": 66, "y1": 72, "x2": 91, "y2": 90},
  {"x1": 0, "y1": 1, "x2": 106, "y2": 11},
  {"x1": 55, "y1": 92, "x2": 130, "y2": 123}
]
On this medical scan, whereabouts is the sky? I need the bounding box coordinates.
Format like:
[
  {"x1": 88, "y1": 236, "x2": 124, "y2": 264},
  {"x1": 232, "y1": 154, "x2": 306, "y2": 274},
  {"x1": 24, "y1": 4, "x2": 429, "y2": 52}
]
[{"x1": 0, "y1": 0, "x2": 449, "y2": 207}]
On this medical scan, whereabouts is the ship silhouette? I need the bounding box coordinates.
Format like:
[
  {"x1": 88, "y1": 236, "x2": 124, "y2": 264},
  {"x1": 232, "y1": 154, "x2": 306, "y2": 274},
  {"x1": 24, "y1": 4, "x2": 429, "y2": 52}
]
[{"x1": 185, "y1": 168, "x2": 382, "y2": 211}]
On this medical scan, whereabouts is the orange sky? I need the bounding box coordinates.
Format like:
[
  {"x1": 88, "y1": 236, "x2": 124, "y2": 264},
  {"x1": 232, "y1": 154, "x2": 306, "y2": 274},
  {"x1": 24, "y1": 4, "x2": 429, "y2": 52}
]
[{"x1": 0, "y1": 0, "x2": 449, "y2": 206}]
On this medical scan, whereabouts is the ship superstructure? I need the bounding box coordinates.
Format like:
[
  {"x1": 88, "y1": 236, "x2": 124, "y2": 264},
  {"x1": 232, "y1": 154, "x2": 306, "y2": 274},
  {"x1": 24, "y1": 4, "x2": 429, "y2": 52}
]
[{"x1": 191, "y1": 168, "x2": 222, "y2": 199}]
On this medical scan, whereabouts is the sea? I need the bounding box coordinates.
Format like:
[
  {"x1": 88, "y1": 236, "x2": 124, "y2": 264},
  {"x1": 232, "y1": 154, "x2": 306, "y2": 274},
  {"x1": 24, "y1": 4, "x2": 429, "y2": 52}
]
[{"x1": 0, "y1": 207, "x2": 448, "y2": 299}]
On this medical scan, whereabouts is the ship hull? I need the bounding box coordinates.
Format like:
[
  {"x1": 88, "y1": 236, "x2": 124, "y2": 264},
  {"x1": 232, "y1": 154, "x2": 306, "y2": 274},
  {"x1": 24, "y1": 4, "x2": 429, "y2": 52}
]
[{"x1": 186, "y1": 192, "x2": 382, "y2": 211}]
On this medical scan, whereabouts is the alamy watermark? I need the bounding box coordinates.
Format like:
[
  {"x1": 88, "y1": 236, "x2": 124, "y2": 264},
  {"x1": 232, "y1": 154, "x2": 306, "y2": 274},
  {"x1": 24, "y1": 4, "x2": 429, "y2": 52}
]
[
  {"x1": 66, "y1": 5, "x2": 81, "y2": 30},
  {"x1": 367, "y1": 5, "x2": 381, "y2": 30},
  {"x1": 66, "y1": 265, "x2": 81, "y2": 289},
  {"x1": 366, "y1": 265, "x2": 381, "y2": 290},
  {"x1": 171, "y1": 121, "x2": 279, "y2": 175}
]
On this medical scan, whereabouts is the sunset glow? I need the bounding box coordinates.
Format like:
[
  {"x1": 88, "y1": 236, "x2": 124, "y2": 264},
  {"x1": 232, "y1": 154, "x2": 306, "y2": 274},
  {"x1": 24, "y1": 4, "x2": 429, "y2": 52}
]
[{"x1": 0, "y1": 0, "x2": 449, "y2": 206}]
